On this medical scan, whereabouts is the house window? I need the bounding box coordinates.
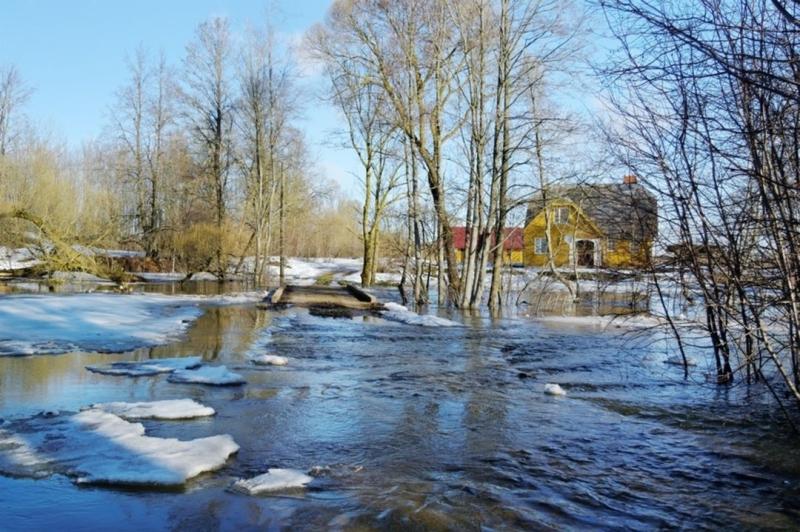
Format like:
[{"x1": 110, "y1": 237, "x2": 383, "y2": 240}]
[
  {"x1": 553, "y1": 207, "x2": 569, "y2": 225},
  {"x1": 534, "y1": 237, "x2": 548, "y2": 255},
  {"x1": 607, "y1": 239, "x2": 616, "y2": 252},
  {"x1": 630, "y1": 241, "x2": 640, "y2": 254}
]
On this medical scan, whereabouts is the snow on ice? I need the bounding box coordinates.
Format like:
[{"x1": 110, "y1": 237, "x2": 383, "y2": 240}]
[
  {"x1": 90, "y1": 399, "x2": 215, "y2": 420},
  {"x1": 232, "y1": 468, "x2": 313, "y2": 495},
  {"x1": 0, "y1": 293, "x2": 202, "y2": 356},
  {"x1": 380, "y1": 302, "x2": 460, "y2": 327},
  {"x1": 86, "y1": 356, "x2": 203, "y2": 377},
  {"x1": 0, "y1": 409, "x2": 238, "y2": 487},
  {"x1": 168, "y1": 365, "x2": 246, "y2": 386}
]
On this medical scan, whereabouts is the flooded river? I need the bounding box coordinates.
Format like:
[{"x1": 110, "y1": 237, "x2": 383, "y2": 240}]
[{"x1": 0, "y1": 286, "x2": 799, "y2": 530}]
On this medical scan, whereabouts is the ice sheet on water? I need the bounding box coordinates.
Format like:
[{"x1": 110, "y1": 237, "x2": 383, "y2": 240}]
[
  {"x1": 90, "y1": 399, "x2": 215, "y2": 420},
  {"x1": 168, "y1": 365, "x2": 246, "y2": 386},
  {"x1": 0, "y1": 409, "x2": 238, "y2": 486},
  {"x1": 380, "y1": 302, "x2": 460, "y2": 327},
  {"x1": 231, "y1": 468, "x2": 313, "y2": 495},
  {"x1": 0, "y1": 293, "x2": 203, "y2": 356},
  {"x1": 86, "y1": 356, "x2": 202, "y2": 377}
]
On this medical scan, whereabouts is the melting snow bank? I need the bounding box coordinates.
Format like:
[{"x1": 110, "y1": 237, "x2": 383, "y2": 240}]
[
  {"x1": 380, "y1": 302, "x2": 460, "y2": 327},
  {"x1": 168, "y1": 365, "x2": 246, "y2": 386},
  {"x1": 232, "y1": 468, "x2": 313, "y2": 495},
  {"x1": 90, "y1": 399, "x2": 215, "y2": 420},
  {"x1": 0, "y1": 409, "x2": 238, "y2": 487},
  {"x1": 86, "y1": 356, "x2": 202, "y2": 376},
  {"x1": 533, "y1": 314, "x2": 665, "y2": 329},
  {"x1": 0, "y1": 294, "x2": 203, "y2": 356},
  {"x1": 0, "y1": 292, "x2": 268, "y2": 357},
  {"x1": 252, "y1": 354, "x2": 288, "y2": 366}
]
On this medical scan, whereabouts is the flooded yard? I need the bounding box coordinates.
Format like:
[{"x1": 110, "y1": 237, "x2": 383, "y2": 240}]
[{"x1": 0, "y1": 286, "x2": 799, "y2": 530}]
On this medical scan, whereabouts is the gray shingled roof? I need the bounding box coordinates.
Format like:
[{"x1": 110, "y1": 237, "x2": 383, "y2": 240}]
[{"x1": 526, "y1": 183, "x2": 658, "y2": 241}]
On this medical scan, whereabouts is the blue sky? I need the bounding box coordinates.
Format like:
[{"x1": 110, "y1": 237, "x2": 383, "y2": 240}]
[{"x1": 0, "y1": 0, "x2": 359, "y2": 193}]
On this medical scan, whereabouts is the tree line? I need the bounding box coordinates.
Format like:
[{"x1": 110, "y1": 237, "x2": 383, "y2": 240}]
[{"x1": 0, "y1": 17, "x2": 361, "y2": 283}]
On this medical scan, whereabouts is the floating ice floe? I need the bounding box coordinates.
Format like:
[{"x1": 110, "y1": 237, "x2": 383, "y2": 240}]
[
  {"x1": 0, "y1": 293, "x2": 202, "y2": 356},
  {"x1": 664, "y1": 355, "x2": 698, "y2": 366},
  {"x1": 380, "y1": 302, "x2": 460, "y2": 327},
  {"x1": 0, "y1": 409, "x2": 239, "y2": 486},
  {"x1": 168, "y1": 365, "x2": 246, "y2": 386},
  {"x1": 232, "y1": 468, "x2": 313, "y2": 495},
  {"x1": 86, "y1": 356, "x2": 202, "y2": 377},
  {"x1": 90, "y1": 399, "x2": 215, "y2": 420},
  {"x1": 544, "y1": 383, "x2": 567, "y2": 396},
  {"x1": 189, "y1": 272, "x2": 218, "y2": 281},
  {"x1": 252, "y1": 355, "x2": 289, "y2": 366}
]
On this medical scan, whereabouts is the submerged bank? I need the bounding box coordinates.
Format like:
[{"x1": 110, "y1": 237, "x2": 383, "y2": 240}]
[{"x1": 0, "y1": 285, "x2": 798, "y2": 529}]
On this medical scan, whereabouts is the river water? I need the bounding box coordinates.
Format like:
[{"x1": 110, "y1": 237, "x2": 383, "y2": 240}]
[{"x1": 0, "y1": 285, "x2": 798, "y2": 530}]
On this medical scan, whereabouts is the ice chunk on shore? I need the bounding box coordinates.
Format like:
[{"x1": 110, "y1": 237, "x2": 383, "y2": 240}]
[
  {"x1": 91, "y1": 399, "x2": 215, "y2": 420},
  {"x1": 380, "y1": 302, "x2": 460, "y2": 327},
  {"x1": 544, "y1": 383, "x2": 566, "y2": 396},
  {"x1": 252, "y1": 355, "x2": 288, "y2": 366},
  {"x1": 168, "y1": 365, "x2": 246, "y2": 386},
  {"x1": 86, "y1": 356, "x2": 202, "y2": 377},
  {"x1": 0, "y1": 409, "x2": 239, "y2": 486},
  {"x1": 232, "y1": 468, "x2": 313, "y2": 495},
  {"x1": 0, "y1": 293, "x2": 202, "y2": 356}
]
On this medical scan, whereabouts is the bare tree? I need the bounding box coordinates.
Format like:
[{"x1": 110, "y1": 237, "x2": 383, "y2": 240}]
[
  {"x1": 181, "y1": 17, "x2": 236, "y2": 278},
  {"x1": 237, "y1": 24, "x2": 298, "y2": 284},
  {"x1": 601, "y1": 0, "x2": 800, "y2": 412},
  {"x1": 0, "y1": 65, "x2": 31, "y2": 158}
]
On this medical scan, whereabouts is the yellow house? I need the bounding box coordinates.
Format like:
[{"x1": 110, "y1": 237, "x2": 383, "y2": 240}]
[{"x1": 523, "y1": 176, "x2": 657, "y2": 269}]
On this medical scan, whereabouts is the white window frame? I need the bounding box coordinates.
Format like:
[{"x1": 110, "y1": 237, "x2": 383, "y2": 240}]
[
  {"x1": 554, "y1": 207, "x2": 570, "y2": 225},
  {"x1": 607, "y1": 238, "x2": 616, "y2": 252},
  {"x1": 534, "y1": 237, "x2": 548, "y2": 255}
]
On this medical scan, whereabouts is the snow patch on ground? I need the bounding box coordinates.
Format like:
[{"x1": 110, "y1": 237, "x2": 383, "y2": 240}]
[
  {"x1": 267, "y1": 257, "x2": 362, "y2": 286},
  {"x1": 0, "y1": 294, "x2": 203, "y2": 356},
  {"x1": 0, "y1": 409, "x2": 238, "y2": 486},
  {"x1": 0, "y1": 246, "x2": 41, "y2": 271},
  {"x1": 380, "y1": 302, "x2": 460, "y2": 327},
  {"x1": 252, "y1": 355, "x2": 288, "y2": 366},
  {"x1": 232, "y1": 468, "x2": 313, "y2": 495},
  {"x1": 168, "y1": 365, "x2": 246, "y2": 386},
  {"x1": 86, "y1": 356, "x2": 203, "y2": 377},
  {"x1": 90, "y1": 399, "x2": 215, "y2": 420}
]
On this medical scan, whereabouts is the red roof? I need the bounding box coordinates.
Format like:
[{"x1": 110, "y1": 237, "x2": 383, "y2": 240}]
[{"x1": 452, "y1": 226, "x2": 523, "y2": 251}]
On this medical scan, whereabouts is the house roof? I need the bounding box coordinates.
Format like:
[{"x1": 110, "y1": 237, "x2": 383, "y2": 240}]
[
  {"x1": 525, "y1": 183, "x2": 658, "y2": 241},
  {"x1": 452, "y1": 226, "x2": 524, "y2": 251}
]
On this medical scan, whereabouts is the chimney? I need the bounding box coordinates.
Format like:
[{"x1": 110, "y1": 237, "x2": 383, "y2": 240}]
[{"x1": 623, "y1": 174, "x2": 638, "y2": 185}]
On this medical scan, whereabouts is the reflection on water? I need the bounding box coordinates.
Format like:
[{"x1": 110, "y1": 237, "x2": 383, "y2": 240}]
[
  {"x1": 522, "y1": 288, "x2": 650, "y2": 317},
  {"x1": 0, "y1": 289, "x2": 799, "y2": 530}
]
